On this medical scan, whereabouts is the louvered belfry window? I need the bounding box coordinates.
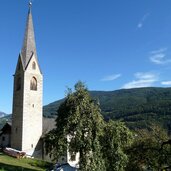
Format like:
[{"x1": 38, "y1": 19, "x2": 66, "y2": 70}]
[
  {"x1": 30, "y1": 77, "x2": 37, "y2": 91},
  {"x1": 32, "y1": 61, "x2": 36, "y2": 70}
]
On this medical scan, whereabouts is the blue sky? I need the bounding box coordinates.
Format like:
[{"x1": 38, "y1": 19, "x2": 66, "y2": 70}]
[{"x1": 0, "y1": 0, "x2": 171, "y2": 113}]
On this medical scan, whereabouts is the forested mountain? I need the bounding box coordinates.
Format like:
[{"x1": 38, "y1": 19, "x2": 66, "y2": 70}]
[
  {"x1": 0, "y1": 115, "x2": 11, "y2": 129},
  {"x1": 1, "y1": 87, "x2": 171, "y2": 131},
  {"x1": 0, "y1": 111, "x2": 7, "y2": 118},
  {"x1": 43, "y1": 87, "x2": 171, "y2": 131}
]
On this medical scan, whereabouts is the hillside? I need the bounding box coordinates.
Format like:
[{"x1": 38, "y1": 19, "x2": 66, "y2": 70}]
[
  {"x1": 1, "y1": 87, "x2": 171, "y2": 131},
  {"x1": 0, "y1": 115, "x2": 11, "y2": 129},
  {"x1": 0, "y1": 111, "x2": 7, "y2": 118},
  {"x1": 43, "y1": 87, "x2": 171, "y2": 131}
]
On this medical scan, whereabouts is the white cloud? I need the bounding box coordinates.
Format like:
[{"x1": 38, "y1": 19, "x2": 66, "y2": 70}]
[
  {"x1": 122, "y1": 72, "x2": 158, "y2": 89},
  {"x1": 137, "y1": 23, "x2": 143, "y2": 28},
  {"x1": 149, "y1": 48, "x2": 171, "y2": 64},
  {"x1": 101, "y1": 74, "x2": 121, "y2": 81},
  {"x1": 161, "y1": 81, "x2": 171, "y2": 85},
  {"x1": 137, "y1": 13, "x2": 150, "y2": 29},
  {"x1": 135, "y1": 72, "x2": 156, "y2": 80},
  {"x1": 150, "y1": 48, "x2": 167, "y2": 54}
]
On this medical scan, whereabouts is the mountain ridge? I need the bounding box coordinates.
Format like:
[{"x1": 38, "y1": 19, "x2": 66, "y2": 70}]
[
  {"x1": 1, "y1": 87, "x2": 171, "y2": 131},
  {"x1": 43, "y1": 87, "x2": 171, "y2": 131},
  {"x1": 0, "y1": 111, "x2": 7, "y2": 118}
]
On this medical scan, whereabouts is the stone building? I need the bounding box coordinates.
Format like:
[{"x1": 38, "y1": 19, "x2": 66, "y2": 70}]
[{"x1": 11, "y1": 3, "x2": 43, "y2": 156}]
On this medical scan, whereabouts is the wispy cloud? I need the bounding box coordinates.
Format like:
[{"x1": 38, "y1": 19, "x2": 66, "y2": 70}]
[
  {"x1": 161, "y1": 81, "x2": 171, "y2": 86},
  {"x1": 137, "y1": 13, "x2": 150, "y2": 29},
  {"x1": 149, "y1": 48, "x2": 171, "y2": 64},
  {"x1": 101, "y1": 74, "x2": 121, "y2": 81},
  {"x1": 122, "y1": 72, "x2": 158, "y2": 89}
]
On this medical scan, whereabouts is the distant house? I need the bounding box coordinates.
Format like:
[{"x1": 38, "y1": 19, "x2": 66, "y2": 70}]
[{"x1": 0, "y1": 122, "x2": 11, "y2": 148}]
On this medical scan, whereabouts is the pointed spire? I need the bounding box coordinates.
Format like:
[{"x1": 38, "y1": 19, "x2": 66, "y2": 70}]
[{"x1": 21, "y1": 2, "x2": 37, "y2": 69}]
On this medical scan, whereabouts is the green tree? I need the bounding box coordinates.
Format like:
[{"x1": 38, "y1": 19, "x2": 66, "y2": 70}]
[
  {"x1": 126, "y1": 124, "x2": 171, "y2": 171},
  {"x1": 101, "y1": 120, "x2": 133, "y2": 171},
  {"x1": 45, "y1": 82, "x2": 106, "y2": 171}
]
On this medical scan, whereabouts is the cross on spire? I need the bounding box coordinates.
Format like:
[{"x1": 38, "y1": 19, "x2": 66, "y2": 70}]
[{"x1": 29, "y1": 1, "x2": 32, "y2": 13}]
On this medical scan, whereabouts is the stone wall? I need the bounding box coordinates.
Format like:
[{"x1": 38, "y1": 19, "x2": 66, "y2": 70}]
[{"x1": 11, "y1": 54, "x2": 43, "y2": 156}]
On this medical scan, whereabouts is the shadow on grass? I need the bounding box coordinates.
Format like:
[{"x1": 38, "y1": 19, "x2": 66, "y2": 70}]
[{"x1": 0, "y1": 162, "x2": 39, "y2": 171}]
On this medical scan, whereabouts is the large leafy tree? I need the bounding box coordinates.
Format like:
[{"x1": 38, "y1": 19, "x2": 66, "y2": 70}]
[
  {"x1": 45, "y1": 82, "x2": 106, "y2": 171},
  {"x1": 126, "y1": 124, "x2": 171, "y2": 171}
]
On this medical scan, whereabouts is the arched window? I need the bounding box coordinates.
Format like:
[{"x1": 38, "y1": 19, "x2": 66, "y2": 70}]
[
  {"x1": 16, "y1": 77, "x2": 21, "y2": 91},
  {"x1": 30, "y1": 77, "x2": 37, "y2": 91},
  {"x1": 32, "y1": 62, "x2": 36, "y2": 70}
]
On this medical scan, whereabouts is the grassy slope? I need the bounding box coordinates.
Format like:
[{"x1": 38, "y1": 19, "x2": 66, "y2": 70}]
[{"x1": 0, "y1": 152, "x2": 52, "y2": 171}]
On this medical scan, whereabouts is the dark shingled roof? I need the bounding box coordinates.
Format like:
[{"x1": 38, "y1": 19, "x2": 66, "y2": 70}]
[
  {"x1": 42, "y1": 117, "x2": 56, "y2": 136},
  {"x1": 20, "y1": 6, "x2": 37, "y2": 69}
]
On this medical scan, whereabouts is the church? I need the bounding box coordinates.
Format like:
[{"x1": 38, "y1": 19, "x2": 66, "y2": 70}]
[
  {"x1": 0, "y1": 3, "x2": 79, "y2": 168},
  {"x1": 11, "y1": 2, "x2": 43, "y2": 157},
  {"x1": 0, "y1": 2, "x2": 44, "y2": 157}
]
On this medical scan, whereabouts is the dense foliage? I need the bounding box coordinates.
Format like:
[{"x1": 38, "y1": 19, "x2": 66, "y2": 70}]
[
  {"x1": 45, "y1": 82, "x2": 132, "y2": 171},
  {"x1": 45, "y1": 82, "x2": 106, "y2": 170},
  {"x1": 126, "y1": 125, "x2": 171, "y2": 170},
  {"x1": 102, "y1": 120, "x2": 133, "y2": 171}
]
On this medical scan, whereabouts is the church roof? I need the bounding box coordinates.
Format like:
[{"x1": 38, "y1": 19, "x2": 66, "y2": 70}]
[
  {"x1": 0, "y1": 122, "x2": 11, "y2": 136},
  {"x1": 42, "y1": 117, "x2": 56, "y2": 136},
  {"x1": 21, "y1": 3, "x2": 37, "y2": 69}
]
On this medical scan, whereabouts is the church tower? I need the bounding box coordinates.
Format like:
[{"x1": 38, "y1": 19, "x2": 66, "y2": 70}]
[{"x1": 11, "y1": 3, "x2": 43, "y2": 156}]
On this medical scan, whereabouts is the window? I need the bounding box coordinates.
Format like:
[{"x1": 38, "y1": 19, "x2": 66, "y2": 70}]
[
  {"x1": 15, "y1": 127, "x2": 18, "y2": 133},
  {"x1": 2, "y1": 136, "x2": 5, "y2": 141},
  {"x1": 32, "y1": 62, "x2": 36, "y2": 70},
  {"x1": 30, "y1": 77, "x2": 37, "y2": 91},
  {"x1": 70, "y1": 154, "x2": 76, "y2": 161},
  {"x1": 16, "y1": 77, "x2": 21, "y2": 91}
]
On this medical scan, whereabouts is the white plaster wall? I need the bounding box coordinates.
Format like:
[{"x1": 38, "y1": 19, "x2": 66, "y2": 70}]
[{"x1": 67, "y1": 135, "x2": 80, "y2": 168}]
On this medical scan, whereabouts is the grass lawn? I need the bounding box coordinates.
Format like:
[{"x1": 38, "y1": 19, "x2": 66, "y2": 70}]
[{"x1": 0, "y1": 152, "x2": 52, "y2": 171}]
